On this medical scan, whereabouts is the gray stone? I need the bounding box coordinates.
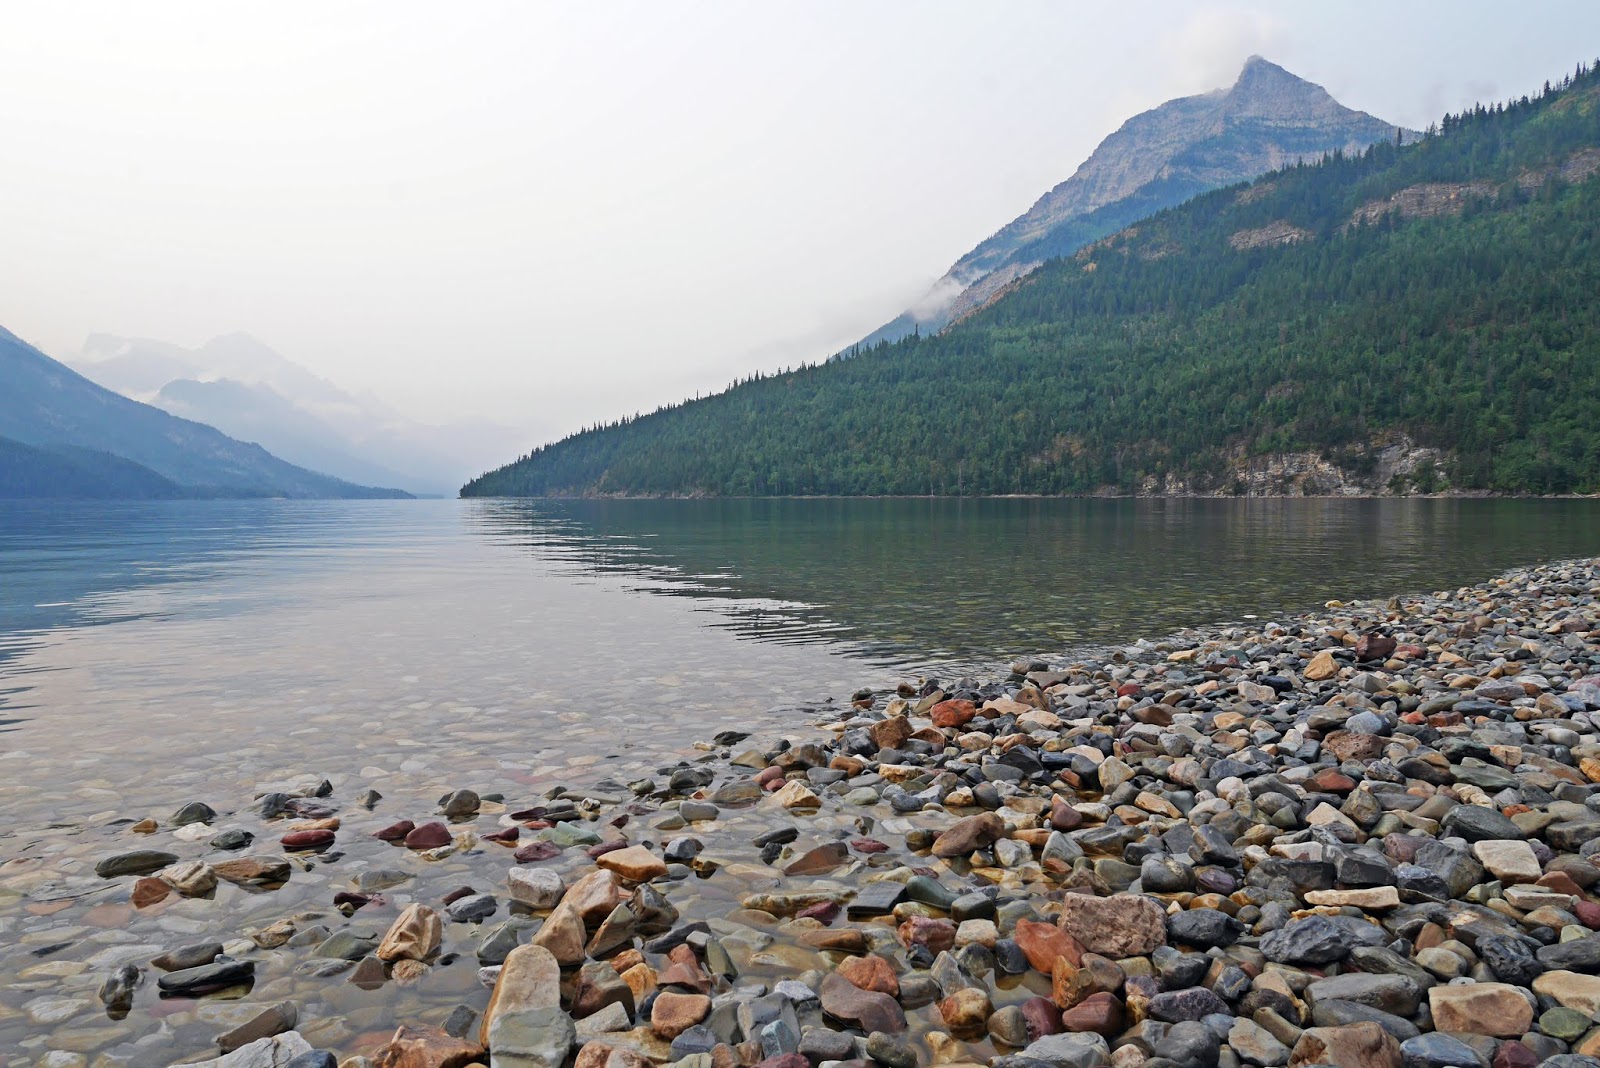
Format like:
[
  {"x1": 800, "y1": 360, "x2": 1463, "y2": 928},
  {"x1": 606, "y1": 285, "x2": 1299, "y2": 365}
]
[{"x1": 1018, "y1": 1032, "x2": 1112, "y2": 1068}]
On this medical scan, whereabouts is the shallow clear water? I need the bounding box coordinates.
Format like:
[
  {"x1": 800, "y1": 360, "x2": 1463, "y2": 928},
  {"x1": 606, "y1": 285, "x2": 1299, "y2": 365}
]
[{"x1": 3, "y1": 496, "x2": 1600, "y2": 1062}]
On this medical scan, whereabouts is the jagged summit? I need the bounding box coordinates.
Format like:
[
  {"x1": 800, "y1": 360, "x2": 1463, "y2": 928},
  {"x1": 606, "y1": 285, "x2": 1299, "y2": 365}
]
[{"x1": 856, "y1": 57, "x2": 1406, "y2": 347}]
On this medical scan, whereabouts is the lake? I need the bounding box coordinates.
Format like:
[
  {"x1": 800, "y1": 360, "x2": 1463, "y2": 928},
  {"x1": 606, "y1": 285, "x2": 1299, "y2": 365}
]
[{"x1": 2, "y1": 495, "x2": 1599, "y2": 1060}]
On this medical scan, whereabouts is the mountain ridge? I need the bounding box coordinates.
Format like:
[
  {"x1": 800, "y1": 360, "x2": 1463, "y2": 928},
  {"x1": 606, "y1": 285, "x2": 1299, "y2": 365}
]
[
  {"x1": 70, "y1": 333, "x2": 521, "y2": 495},
  {"x1": 856, "y1": 56, "x2": 1408, "y2": 348},
  {"x1": 0, "y1": 327, "x2": 409, "y2": 499},
  {"x1": 463, "y1": 59, "x2": 1600, "y2": 499}
]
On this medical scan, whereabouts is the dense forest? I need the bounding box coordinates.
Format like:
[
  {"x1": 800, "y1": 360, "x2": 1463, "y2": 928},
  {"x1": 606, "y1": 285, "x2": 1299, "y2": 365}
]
[{"x1": 465, "y1": 61, "x2": 1600, "y2": 498}]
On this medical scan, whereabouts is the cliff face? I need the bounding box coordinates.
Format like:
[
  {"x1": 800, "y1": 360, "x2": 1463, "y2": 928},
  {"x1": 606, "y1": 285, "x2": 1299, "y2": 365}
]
[{"x1": 859, "y1": 56, "x2": 1407, "y2": 345}]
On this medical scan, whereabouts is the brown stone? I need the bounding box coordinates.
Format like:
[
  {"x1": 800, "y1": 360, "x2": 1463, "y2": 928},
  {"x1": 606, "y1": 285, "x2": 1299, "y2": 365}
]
[
  {"x1": 798, "y1": 928, "x2": 869, "y2": 953},
  {"x1": 650, "y1": 991, "x2": 710, "y2": 1039},
  {"x1": 1057, "y1": 894, "x2": 1166, "y2": 957},
  {"x1": 573, "y1": 1042, "x2": 654, "y2": 1068},
  {"x1": 212, "y1": 857, "x2": 291, "y2": 886},
  {"x1": 620, "y1": 963, "x2": 658, "y2": 1005},
  {"x1": 1323, "y1": 731, "x2": 1384, "y2": 762},
  {"x1": 781, "y1": 842, "x2": 849, "y2": 876},
  {"x1": 216, "y1": 1002, "x2": 297, "y2": 1054},
  {"x1": 1049, "y1": 797, "x2": 1083, "y2": 831},
  {"x1": 570, "y1": 961, "x2": 635, "y2": 1019},
  {"x1": 481, "y1": 944, "x2": 563, "y2": 1045},
  {"x1": 373, "y1": 1024, "x2": 485, "y2": 1068},
  {"x1": 1052, "y1": 953, "x2": 1124, "y2": 1011},
  {"x1": 1015, "y1": 918, "x2": 1084, "y2": 975},
  {"x1": 1427, "y1": 982, "x2": 1534, "y2": 1037},
  {"x1": 819, "y1": 973, "x2": 906, "y2": 1034},
  {"x1": 1304, "y1": 651, "x2": 1339, "y2": 681},
  {"x1": 377, "y1": 903, "x2": 443, "y2": 963},
  {"x1": 1287, "y1": 1022, "x2": 1400, "y2": 1068},
  {"x1": 931, "y1": 812, "x2": 1005, "y2": 858},
  {"x1": 1355, "y1": 635, "x2": 1397, "y2": 662},
  {"x1": 937, "y1": 987, "x2": 992, "y2": 1038},
  {"x1": 131, "y1": 877, "x2": 170, "y2": 908},
  {"x1": 565, "y1": 869, "x2": 627, "y2": 926},
  {"x1": 837, "y1": 954, "x2": 899, "y2": 996},
  {"x1": 531, "y1": 900, "x2": 588, "y2": 966},
  {"x1": 595, "y1": 847, "x2": 666, "y2": 883},
  {"x1": 897, "y1": 916, "x2": 956, "y2": 954},
  {"x1": 868, "y1": 716, "x2": 913, "y2": 750}
]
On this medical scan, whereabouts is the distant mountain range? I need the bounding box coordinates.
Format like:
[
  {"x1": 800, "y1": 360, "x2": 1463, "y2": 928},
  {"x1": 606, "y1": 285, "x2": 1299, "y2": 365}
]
[
  {"x1": 0, "y1": 326, "x2": 407, "y2": 499},
  {"x1": 70, "y1": 333, "x2": 522, "y2": 497},
  {"x1": 464, "y1": 59, "x2": 1600, "y2": 498},
  {"x1": 858, "y1": 56, "x2": 1408, "y2": 348}
]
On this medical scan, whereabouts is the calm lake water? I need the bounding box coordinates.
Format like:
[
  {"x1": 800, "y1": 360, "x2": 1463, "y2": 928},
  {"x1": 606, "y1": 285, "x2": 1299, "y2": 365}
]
[
  {"x1": 3, "y1": 496, "x2": 1600, "y2": 814},
  {"x1": 2, "y1": 496, "x2": 1599, "y2": 1061}
]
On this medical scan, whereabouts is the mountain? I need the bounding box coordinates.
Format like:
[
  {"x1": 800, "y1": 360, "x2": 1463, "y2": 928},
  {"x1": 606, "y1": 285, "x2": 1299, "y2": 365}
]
[
  {"x1": 0, "y1": 326, "x2": 409, "y2": 499},
  {"x1": 463, "y1": 60, "x2": 1600, "y2": 499},
  {"x1": 859, "y1": 56, "x2": 1407, "y2": 348},
  {"x1": 0, "y1": 436, "x2": 187, "y2": 499},
  {"x1": 71, "y1": 334, "x2": 522, "y2": 496}
]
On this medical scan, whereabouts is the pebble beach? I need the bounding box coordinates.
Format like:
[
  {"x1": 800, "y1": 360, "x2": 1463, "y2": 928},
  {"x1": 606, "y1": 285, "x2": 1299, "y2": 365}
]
[{"x1": 11, "y1": 559, "x2": 1600, "y2": 1068}]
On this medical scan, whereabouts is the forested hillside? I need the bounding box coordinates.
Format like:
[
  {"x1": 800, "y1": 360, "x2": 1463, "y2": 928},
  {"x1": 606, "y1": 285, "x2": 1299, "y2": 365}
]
[
  {"x1": 0, "y1": 437, "x2": 187, "y2": 499},
  {"x1": 466, "y1": 61, "x2": 1600, "y2": 499}
]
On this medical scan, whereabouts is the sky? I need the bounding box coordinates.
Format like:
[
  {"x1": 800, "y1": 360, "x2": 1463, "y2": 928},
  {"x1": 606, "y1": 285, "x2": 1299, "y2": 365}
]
[{"x1": 1, "y1": 2, "x2": 1597, "y2": 452}]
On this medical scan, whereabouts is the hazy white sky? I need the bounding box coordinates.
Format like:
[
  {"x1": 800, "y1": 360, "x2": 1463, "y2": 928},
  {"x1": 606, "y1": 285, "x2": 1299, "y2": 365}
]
[{"x1": 2, "y1": 2, "x2": 1597, "y2": 447}]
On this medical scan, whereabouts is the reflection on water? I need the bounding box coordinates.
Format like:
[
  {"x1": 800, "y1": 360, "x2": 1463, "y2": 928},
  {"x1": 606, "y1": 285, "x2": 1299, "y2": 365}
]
[{"x1": 469, "y1": 497, "x2": 1600, "y2": 671}]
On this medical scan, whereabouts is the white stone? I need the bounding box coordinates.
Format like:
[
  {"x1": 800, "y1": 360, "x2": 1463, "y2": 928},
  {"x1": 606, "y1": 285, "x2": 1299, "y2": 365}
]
[
  {"x1": 1472, "y1": 839, "x2": 1542, "y2": 883},
  {"x1": 507, "y1": 867, "x2": 565, "y2": 909}
]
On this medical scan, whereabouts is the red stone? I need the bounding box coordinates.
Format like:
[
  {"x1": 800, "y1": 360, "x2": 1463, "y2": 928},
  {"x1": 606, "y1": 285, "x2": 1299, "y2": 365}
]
[
  {"x1": 1014, "y1": 918, "x2": 1084, "y2": 974},
  {"x1": 513, "y1": 841, "x2": 561, "y2": 863},
  {"x1": 585, "y1": 840, "x2": 627, "y2": 859},
  {"x1": 1492, "y1": 1040, "x2": 1539, "y2": 1068},
  {"x1": 334, "y1": 892, "x2": 372, "y2": 912},
  {"x1": 372, "y1": 820, "x2": 415, "y2": 842},
  {"x1": 440, "y1": 885, "x2": 476, "y2": 906},
  {"x1": 1059, "y1": 991, "x2": 1123, "y2": 1036},
  {"x1": 1537, "y1": 871, "x2": 1583, "y2": 896},
  {"x1": 280, "y1": 829, "x2": 335, "y2": 851},
  {"x1": 930, "y1": 699, "x2": 978, "y2": 729},
  {"x1": 1355, "y1": 634, "x2": 1397, "y2": 662},
  {"x1": 755, "y1": 767, "x2": 785, "y2": 787},
  {"x1": 796, "y1": 901, "x2": 840, "y2": 924},
  {"x1": 1116, "y1": 683, "x2": 1141, "y2": 698},
  {"x1": 482, "y1": 827, "x2": 520, "y2": 845},
  {"x1": 850, "y1": 838, "x2": 890, "y2": 854},
  {"x1": 754, "y1": 1056, "x2": 809, "y2": 1068},
  {"x1": 403, "y1": 822, "x2": 452, "y2": 850},
  {"x1": 1308, "y1": 769, "x2": 1357, "y2": 793},
  {"x1": 1020, "y1": 996, "x2": 1061, "y2": 1039},
  {"x1": 837, "y1": 954, "x2": 899, "y2": 996},
  {"x1": 1575, "y1": 900, "x2": 1600, "y2": 929}
]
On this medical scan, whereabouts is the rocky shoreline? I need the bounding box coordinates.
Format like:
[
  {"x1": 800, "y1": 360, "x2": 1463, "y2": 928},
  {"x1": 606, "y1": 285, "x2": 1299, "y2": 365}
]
[{"x1": 16, "y1": 559, "x2": 1600, "y2": 1068}]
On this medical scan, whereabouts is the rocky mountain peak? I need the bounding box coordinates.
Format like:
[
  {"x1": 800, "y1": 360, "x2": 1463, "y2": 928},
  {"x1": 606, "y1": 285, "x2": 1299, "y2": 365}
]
[{"x1": 854, "y1": 57, "x2": 1407, "y2": 348}]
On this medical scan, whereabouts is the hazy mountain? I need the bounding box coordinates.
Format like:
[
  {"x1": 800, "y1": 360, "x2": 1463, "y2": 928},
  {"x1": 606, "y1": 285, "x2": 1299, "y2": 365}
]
[
  {"x1": 71, "y1": 333, "x2": 521, "y2": 496},
  {"x1": 0, "y1": 326, "x2": 408, "y2": 499},
  {"x1": 859, "y1": 56, "x2": 1408, "y2": 347}
]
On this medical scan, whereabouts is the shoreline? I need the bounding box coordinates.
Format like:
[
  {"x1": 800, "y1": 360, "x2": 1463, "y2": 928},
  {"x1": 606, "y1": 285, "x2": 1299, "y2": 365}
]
[{"x1": 9, "y1": 559, "x2": 1600, "y2": 1068}]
